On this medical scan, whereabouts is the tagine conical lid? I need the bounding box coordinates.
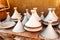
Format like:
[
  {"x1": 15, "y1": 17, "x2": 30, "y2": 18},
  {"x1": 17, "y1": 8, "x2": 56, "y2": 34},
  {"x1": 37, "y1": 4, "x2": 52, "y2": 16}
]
[
  {"x1": 12, "y1": 17, "x2": 24, "y2": 32},
  {"x1": 41, "y1": 21, "x2": 58, "y2": 39},
  {"x1": 22, "y1": 13, "x2": 28, "y2": 25},
  {"x1": 11, "y1": 7, "x2": 21, "y2": 19},
  {"x1": 33, "y1": 8, "x2": 41, "y2": 21},
  {"x1": 40, "y1": 12, "x2": 44, "y2": 20},
  {"x1": 26, "y1": 9, "x2": 31, "y2": 19},
  {"x1": 52, "y1": 8, "x2": 58, "y2": 20},
  {"x1": 25, "y1": 10, "x2": 41, "y2": 28},
  {"x1": 44, "y1": 8, "x2": 57, "y2": 22},
  {"x1": 5, "y1": 12, "x2": 11, "y2": 22}
]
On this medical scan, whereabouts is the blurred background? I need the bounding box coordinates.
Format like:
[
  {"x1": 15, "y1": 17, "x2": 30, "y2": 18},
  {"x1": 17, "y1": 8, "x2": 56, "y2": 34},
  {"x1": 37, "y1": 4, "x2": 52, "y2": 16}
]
[{"x1": 0, "y1": 0, "x2": 60, "y2": 21}]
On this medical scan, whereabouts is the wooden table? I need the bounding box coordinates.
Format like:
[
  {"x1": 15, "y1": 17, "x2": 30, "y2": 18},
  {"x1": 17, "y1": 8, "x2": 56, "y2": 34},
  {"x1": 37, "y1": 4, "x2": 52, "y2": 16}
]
[
  {"x1": 0, "y1": 26, "x2": 60, "y2": 40},
  {"x1": 0, "y1": 29, "x2": 44, "y2": 40}
]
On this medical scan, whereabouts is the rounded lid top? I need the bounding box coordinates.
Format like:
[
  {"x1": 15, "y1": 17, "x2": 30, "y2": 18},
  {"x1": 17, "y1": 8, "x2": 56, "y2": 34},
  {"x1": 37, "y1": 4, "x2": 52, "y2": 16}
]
[
  {"x1": 41, "y1": 11, "x2": 44, "y2": 14},
  {"x1": 33, "y1": 8, "x2": 37, "y2": 10},
  {"x1": 48, "y1": 8, "x2": 52, "y2": 11},
  {"x1": 24, "y1": 13, "x2": 26, "y2": 15},
  {"x1": 26, "y1": 9, "x2": 28, "y2": 12},
  {"x1": 18, "y1": 17, "x2": 21, "y2": 21},
  {"x1": 14, "y1": 7, "x2": 17, "y2": 9},
  {"x1": 7, "y1": 12, "x2": 9, "y2": 15},
  {"x1": 31, "y1": 9, "x2": 35, "y2": 13},
  {"x1": 26, "y1": 9, "x2": 28, "y2": 11},
  {"x1": 52, "y1": 8, "x2": 56, "y2": 10}
]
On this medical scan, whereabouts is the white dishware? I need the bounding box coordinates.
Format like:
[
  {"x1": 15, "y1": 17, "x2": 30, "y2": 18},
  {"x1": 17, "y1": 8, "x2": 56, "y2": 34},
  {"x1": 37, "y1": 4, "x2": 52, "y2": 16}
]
[
  {"x1": 25, "y1": 9, "x2": 31, "y2": 19},
  {"x1": 44, "y1": 8, "x2": 58, "y2": 22},
  {"x1": 40, "y1": 21, "x2": 58, "y2": 39},
  {"x1": 33, "y1": 8, "x2": 41, "y2": 21},
  {"x1": 12, "y1": 17, "x2": 24, "y2": 32},
  {"x1": 43, "y1": 22, "x2": 59, "y2": 26},
  {"x1": 40, "y1": 12, "x2": 44, "y2": 20},
  {"x1": 11, "y1": 7, "x2": 22, "y2": 20},
  {"x1": 24, "y1": 26, "x2": 42, "y2": 32},
  {"x1": 52, "y1": 8, "x2": 58, "y2": 20},
  {"x1": 22, "y1": 13, "x2": 28, "y2": 25},
  {"x1": 25, "y1": 11, "x2": 41, "y2": 28},
  {"x1": 0, "y1": 22, "x2": 15, "y2": 29},
  {"x1": 5, "y1": 12, "x2": 12, "y2": 22}
]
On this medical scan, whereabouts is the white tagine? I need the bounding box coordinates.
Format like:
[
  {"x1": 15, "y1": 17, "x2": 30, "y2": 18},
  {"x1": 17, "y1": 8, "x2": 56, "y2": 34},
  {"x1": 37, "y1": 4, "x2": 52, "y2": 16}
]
[
  {"x1": 25, "y1": 9, "x2": 31, "y2": 19},
  {"x1": 40, "y1": 12, "x2": 44, "y2": 20},
  {"x1": 11, "y1": 7, "x2": 21, "y2": 20},
  {"x1": 44, "y1": 8, "x2": 58, "y2": 22},
  {"x1": 24, "y1": 10, "x2": 42, "y2": 32},
  {"x1": 5, "y1": 12, "x2": 11, "y2": 22},
  {"x1": 41, "y1": 21, "x2": 58, "y2": 39},
  {"x1": 33, "y1": 8, "x2": 41, "y2": 21},
  {"x1": 52, "y1": 8, "x2": 58, "y2": 20},
  {"x1": 25, "y1": 10, "x2": 41, "y2": 28},
  {"x1": 12, "y1": 17, "x2": 24, "y2": 32},
  {"x1": 22, "y1": 13, "x2": 28, "y2": 25},
  {"x1": 2, "y1": 12, "x2": 16, "y2": 29}
]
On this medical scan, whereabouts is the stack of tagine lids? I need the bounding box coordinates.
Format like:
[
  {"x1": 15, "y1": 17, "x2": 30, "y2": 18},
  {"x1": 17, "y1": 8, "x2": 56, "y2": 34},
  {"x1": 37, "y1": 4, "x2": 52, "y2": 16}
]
[
  {"x1": 33, "y1": 8, "x2": 41, "y2": 21},
  {"x1": 13, "y1": 17, "x2": 24, "y2": 40},
  {"x1": 43, "y1": 8, "x2": 59, "y2": 25},
  {"x1": 24, "y1": 9, "x2": 42, "y2": 32},
  {"x1": 22, "y1": 9, "x2": 30, "y2": 25},
  {"x1": 0, "y1": 12, "x2": 16, "y2": 29}
]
